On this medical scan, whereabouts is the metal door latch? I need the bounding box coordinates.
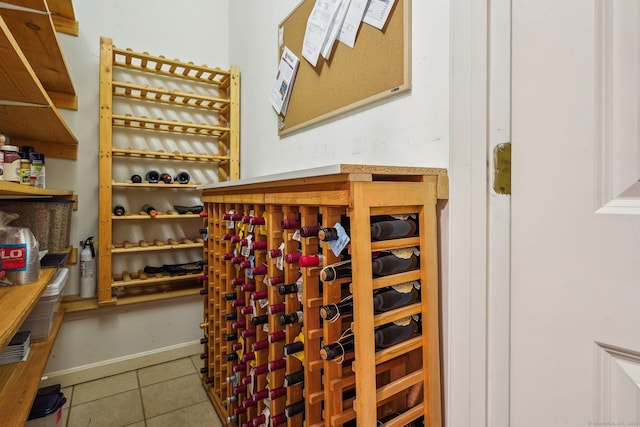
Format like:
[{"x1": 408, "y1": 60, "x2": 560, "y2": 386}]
[{"x1": 493, "y1": 143, "x2": 511, "y2": 195}]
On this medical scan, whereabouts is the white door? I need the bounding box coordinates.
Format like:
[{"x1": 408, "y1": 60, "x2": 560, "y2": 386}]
[{"x1": 512, "y1": 0, "x2": 640, "y2": 425}]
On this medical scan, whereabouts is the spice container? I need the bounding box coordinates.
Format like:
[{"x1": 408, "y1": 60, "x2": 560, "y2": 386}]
[{"x1": 19, "y1": 153, "x2": 30, "y2": 185}]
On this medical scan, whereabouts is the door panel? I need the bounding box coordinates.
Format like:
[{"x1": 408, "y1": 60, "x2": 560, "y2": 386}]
[{"x1": 512, "y1": 0, "x2": 640, "y2": 425}]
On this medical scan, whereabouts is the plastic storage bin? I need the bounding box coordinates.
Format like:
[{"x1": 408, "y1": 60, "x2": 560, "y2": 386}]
[
  {"x1": 26, "y1": 384, "x2": 66, "y2": 427},
  {"x1": 19, "y1": 268, "x2": 68, "y2": 342}
]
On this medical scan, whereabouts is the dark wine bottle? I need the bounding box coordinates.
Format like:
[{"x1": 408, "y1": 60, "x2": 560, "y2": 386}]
[
  {"x1": 142, "y1": 204, "x2": 157, "y2": 217},
  {"x1": 283, "y1": 341, "x2": 304, "y2": 356},
  {"x1": 200, "y1": 367, "x2": 208, "y2": 374},
  {"x1": 285, "y1": 400, "x2": 305, "y2": 418},
  {"x1": 320, "y1": 297, "x2": 353, "y2": 320},
  {"x1": 251, "y1": 314, "x2": 269, "y2": 326},
  {"x1": 279, "y1": 311, "x2": 303, "y2": 326},
  {"x1": 370, "y1": 218, "x2": 417, "y2": 240},
  {"x1": 318, "y1": 227, "x2": 340, "y2": 241},
  {"x1": 374, "y1": 319, "x2": 420, "y2": 349},
  {"x1": 371, "y1": 252, "x2": 418, "y2": 276},
  {"x1": 224, "y1": 292, "x2": 237, "y2": 300},
  {"x1": 320, "y1": 334, "x2": 355, "y2": 360},
  {"x1": 200, "y1": 336, "x2": 209, "y2": 344},
  {"x1": 225, "y1": 332, "x2": 238, "y2": 341},
  {"x1": 320, "y1": 260, "x2": 352, "y2": 282},
  {"x1": 284, "y1": 370, "x2": 304, "y2": 387},
  {"x1": 373, "y1": 286, "x2": 420, "y2": 312},
  {"x1": 226, "y1": 353, "x2": 239, "y2": 361},
  {"x1": 112, "y1": 205, "x2": 125, "y2": 216},
  {"x1": 278, "y1": 282, "x2": 302, "y2": 295}
]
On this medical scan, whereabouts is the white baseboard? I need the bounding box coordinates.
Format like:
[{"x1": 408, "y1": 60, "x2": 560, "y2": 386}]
[{"x1": 41, "y1": 341, "x2": 201, "y2": 388}]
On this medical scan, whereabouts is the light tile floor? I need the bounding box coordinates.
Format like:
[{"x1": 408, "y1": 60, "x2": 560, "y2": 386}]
[{"x1": 59, "y1": 355, "x2": 223, "y2": 427}]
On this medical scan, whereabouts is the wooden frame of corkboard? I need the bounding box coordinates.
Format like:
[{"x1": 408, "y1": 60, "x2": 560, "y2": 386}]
[{"x1": 277, "y1": 0, "x2": 411, "y2": 136}]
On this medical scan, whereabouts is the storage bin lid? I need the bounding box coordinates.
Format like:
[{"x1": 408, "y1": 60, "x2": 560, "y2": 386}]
[
  {"x1": 42, "y1": 268, "x2": 68, "y2": 297},
  {"x1": 28, "y1": 388, "x2": 65, "y2": 420}
]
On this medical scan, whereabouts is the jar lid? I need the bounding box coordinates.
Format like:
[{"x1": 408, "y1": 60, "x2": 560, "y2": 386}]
[{"x1": 2, "y1": 145, "x2": 18, "y2": 152}]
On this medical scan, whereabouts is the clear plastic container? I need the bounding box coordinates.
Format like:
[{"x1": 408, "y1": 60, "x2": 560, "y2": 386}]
[{"x1": 19, "y1": 268, "x2": 68, "y2": 342}]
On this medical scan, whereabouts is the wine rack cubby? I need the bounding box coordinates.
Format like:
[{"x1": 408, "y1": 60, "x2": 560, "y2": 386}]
[
  {"x1": 200, "y1": 164, "x2": 447, "y2": 427},
  {"x1": 98, "y1": 37, "x2": 240, "y2": 306}
]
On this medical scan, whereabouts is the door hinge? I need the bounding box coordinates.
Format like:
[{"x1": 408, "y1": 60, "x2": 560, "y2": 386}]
[{"x1": 493, "y1": 142, "x2": 511, "y2": 195}]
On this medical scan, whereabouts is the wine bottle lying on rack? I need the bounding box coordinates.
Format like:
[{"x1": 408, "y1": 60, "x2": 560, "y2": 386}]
[
  {"x1": 321, "y1": 318, "x2": 420, "y2": 360},
  {"x1": 320, "y1": 284, "x2": 420, "y2": 320},
  {"x1": 320, "y1": 250, "x2": 418, "y2": 281},
  {"x1": 370, "y1": 217, "x2": 417, "y2": 240}
]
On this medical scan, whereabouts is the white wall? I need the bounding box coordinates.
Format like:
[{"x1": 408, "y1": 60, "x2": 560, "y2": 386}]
[
  {"x1": 228, "y1": 1, "x2": 449, "y2": 178},
  {"x1": 46, "y1": 0, "x2": 229, "y2": 373}
]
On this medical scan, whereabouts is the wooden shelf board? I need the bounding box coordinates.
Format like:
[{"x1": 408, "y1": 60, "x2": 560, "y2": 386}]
[
  {"x1": 48, "y1": 0, "x2": 78, "y2": 36},
  {"x1": 112, "y1": 182, "x2": 202, "y2": 189},
  {"x1": 111, "y1": 272, "x2": 201, "y2": 288},
  {"x1": 0, "y1": 181, "x2": 73, "y2": 197},
  {"x1": 0, "y1": 5, "x2": 76, "y2": 101},
  {"x1": 112, "y1": 213, "x2": 201, "y2": 220},
  {"x1": 0, "y1": 268, "x2": 56, "y2": 351},
  {"x1": 112, "y1": 287, "x2": 200, "y2": 306},
  {"x1": 111, "y1": 148, "x2": 230, "y2": 163},
  {"x1": 0, "y1": 310, "x2": 64, "y2": 426},
  {"x1": 111, "y1": 242, "x2": 203, "y2": 254},
  {"x1": 61, "y1": 296, "x2": 98, "y2": 312},
  {"x1": 112, "y1": 81, "x2": 229, "y2": 111},
  {"x1": 112, "y1": 114, "x2": 230, "y2": 138}
]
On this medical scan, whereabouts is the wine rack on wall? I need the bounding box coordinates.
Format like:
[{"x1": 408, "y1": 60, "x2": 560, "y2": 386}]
[
  {"x1": 98, "y1": 37, "x2": 239, "y2": 306},
  {"x1": 199, "y1": 164, "x2": 447, "y2": 427}
]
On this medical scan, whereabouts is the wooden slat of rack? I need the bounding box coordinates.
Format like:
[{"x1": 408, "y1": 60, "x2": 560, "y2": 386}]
[
  {"x1": 0, "y1": 310, "x2": 64, "y2": 426},
  {"x1": 112, "y1": 81, "x2": 229, "y2": 111},
  {"x1": 112, "y1": 114, "x2": 229, "y2": 137},
  {"x1": 111, "y1": 148, "x2": 229, "y2": 163}
]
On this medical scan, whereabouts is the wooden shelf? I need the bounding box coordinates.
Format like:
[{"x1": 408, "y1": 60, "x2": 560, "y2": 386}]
[
  {"x1": 112, "y1": 114, "x2": 230, "y2": 138},
  {"x1": 0, "y1": 181, "x2": 73, "y2": 197},
  {"x1": 112, "y1": 182, "x2": 202, "y2": 189},
  {"x1": 111, "y1": 213, "x2": 201, "y2": 220},
  {"x1": 112, "y1": 81, "x2": 230, "y2": 111},
  {"x1": 0, "y1": 269, "x2": 56, "y2": 351},
  {"x1": 0, "y1": 3, "x2": 78, "y2": 160},
  {"x1": 111, "y1": 241, "x2": 203, "y2": 254},
  {"x1": 112, "y1": 148, "x2": 230, "y2": 163},
  {"x1": 0, "y1": 310, "x2": 64, "y2": 426},
  {"x1": 111, "y1": 272, "x2": 202, "y2": 288}
]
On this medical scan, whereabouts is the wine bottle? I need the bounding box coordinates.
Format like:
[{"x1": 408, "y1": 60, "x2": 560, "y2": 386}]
[
  {"x1": 271, "y1": 413, "x2": 287, "y2": 426},
  {"x1": 374, "y1": 319, "x2": 420, "y2": 349},
  {"x1": 222, "y1": 253, "x2": 234, "y2": 261},
  {"x1": 250, "y1": 290, "x2": 268, "y2": 300},
  {"x1": 251, "y1": 339, "x2": 269, "y2": 351},
  {"x1": 268, "y1": 358, "x2": 286, "y2": 371},
  {"x1": 318, "y1": 227, "x2": 340, "y2": 241},
  {"x1": 225, "y1": 312, "x2": 238, "y2": 321},
  {"x1": 269, "y1": 303, "x2": 285, "y2": 314},
  {"x1": 251, "y1": 265, "x2": 267, "y2": 276},
  {"x1": 200, "y1": 367, "x2": 208, "y2": 374},
  {"x1": 285, "y1": 400, "x2": 305, "y2": 418},
  {"x1": 269, "y1": 386, "x2": 287, "y2": 399},
  {"x1": 268, "y1": 275, "x2": 284, "y2": 285},
  {"x1": 233, "y1": 384, "x2": 247, "y2": 395},
  {"x1": 281, "y1": 218, "x2": 301, "y2": 229},
  {"x1": 252, "y1": 415, "x2": 267, "y2": 426},
  {"x1": 299, "y1": 254, "x2": 323, "y2": 267},
  {"x1": 142, "y1": 204, "x2": 157, "y2": 217},
  {"x1": 232, "y1": 363, "x2": 247, "y2": 372},
  {"x1": 204, "y1": 377, "x2": 214, "y2": 385},
  {"x1": 226, "y1": 332, "x2": 238, "y2": 341},
  {"x1": 251, "y1": 363, "x2": 269, "y2": 376},
  {"x1": 268, "y1": 331, "x2": 286, "y2": 343},
  {"x1": 241, "y1": 352, "x2": 255, "y2": 362},
  {"x1": 285, "y1": 252, "x2": 301, "y2": 264},
  {"x1": 199, "y1": 288, "x2": 208, "y2": 295},
  {"x1": 300, "y1": 225, "x2": 321, "y2": 237},
  {"x1": 320, "y1": 297, "x2": 353, "y2": 320},
  {"x1": 225, "y1": 292, "x2": 237, "y2": 300},
  {"x1": 370, "y1": 218, "x2": 417, "y2": 240},
  {"x1": 231, "y1": 320, "x2": 246, "y2": 330},
  {"x1": 251, "y1": 314, "x2": 268, "y2": 326},
  {"x1": 279, "y1": 311, "x2": 303, "y2": 326},
  {"x1": 200, "y1": 336, "x2": 209, "y2": 344},
  {"x1": 112, "y1": 205, "x2": 125, "y2": 216},
  {"x1": 240, "y1": 283, "x2": 256, "y2": 292},
  {"x1": 284, "y1": 370, "x2": 304, "y2": 387},
  {"x1": 373, "y1": 286, "x2": 420, "y2": 312},
  {"x1": 241, "y1": 328, "x2": 256, "y2": 338},
  {"x1": 231, "y1": 342, "x2": 243, "y2": 351},
  {"x1": 320, "y1": 334, "x2": 355, "y2": 361},
  {"x1": 240, "y1": 305, "x2": 254, "y2": 316},
  {"x1": 320, "y1": 260, "x2": 352, "y2": 282},
  {"x1": 278, "y1": 282, "x2": 302, "y2": 295},
  {"x1": 283, "y1": 341, "x2": 304, "y2": 356},
  {"x1": 268, "y1": 248, "x2": 283, "y2": 259},
  {"x1": 371, "y1": 252, "x2": 418, "y2": 276},
  {"x1": 226, "y1": 353, "x2": 239, "y2": 361}
]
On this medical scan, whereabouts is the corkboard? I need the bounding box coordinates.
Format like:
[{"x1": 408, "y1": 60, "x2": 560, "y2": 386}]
[{"x1": 278, "y1": 0, "x2": 411, "y2": 136}]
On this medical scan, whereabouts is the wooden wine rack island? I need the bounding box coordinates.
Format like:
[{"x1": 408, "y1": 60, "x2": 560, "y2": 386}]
[
  {"x1": 98, "y1": 37, "x2": 239, "y2": 306},
  {"x1": 199, "y1": 164, "x2": 447, "y2": 427}
]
